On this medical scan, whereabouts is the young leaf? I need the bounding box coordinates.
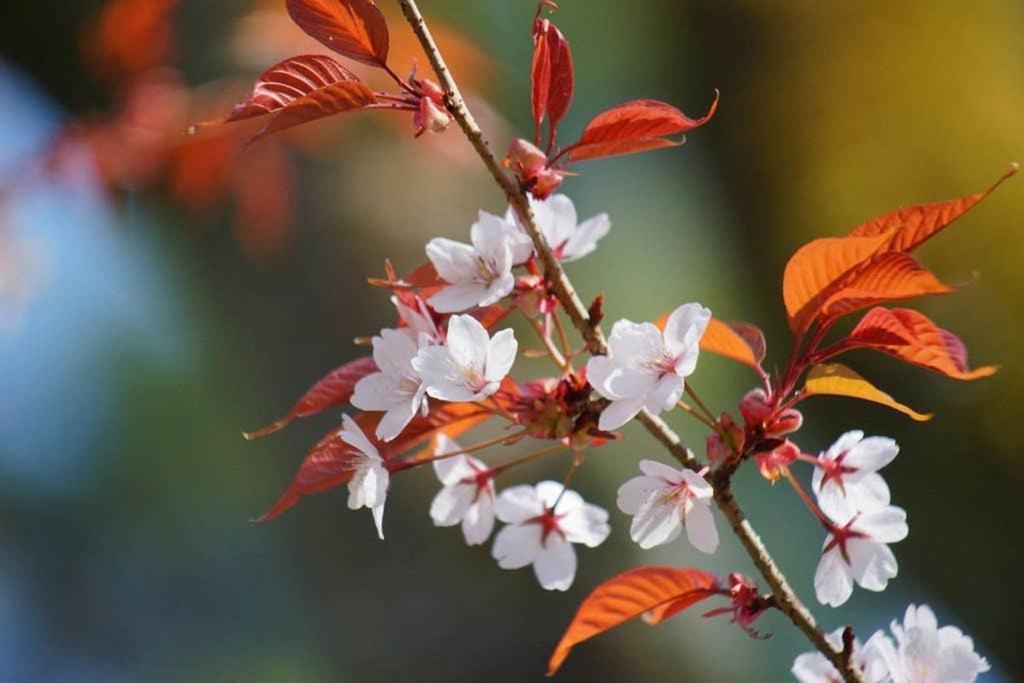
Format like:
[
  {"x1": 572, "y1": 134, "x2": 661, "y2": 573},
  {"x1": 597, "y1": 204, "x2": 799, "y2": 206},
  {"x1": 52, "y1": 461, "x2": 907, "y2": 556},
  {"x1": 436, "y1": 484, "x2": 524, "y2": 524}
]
[
  {"x1": 847, "y1": 164, "x2": 1018, "y2": 253},
  {"x1": 825, "y1": 307, "x2": 997, "y2": 380},
  {"x1": 782, "y1": 233, "x2": 892, "y2": 334},
  {"x1": 802, "y1": 363, "x2": 932, "y2": 421},
  {"x1": 531, "y1": 18, "x2": 574, "y2": 148},
  {"x1": 548, "y1": 566, "x2": 719, "y2": 675},
  {"x1": 562, "y1": 94, "x2": 718, "y2": 163},
  {"x1": 286, "y1": 0, "x2": 390, "y2": 67},
  {"x1": 817, "y1": 251, "x2": 954, "y2": 323},
  {"x1": 654, "y1": 314, "x2": 765, "y2": 370},
  {"x1": 243, "y1": 356, "x2": 379, "y2": 439}
]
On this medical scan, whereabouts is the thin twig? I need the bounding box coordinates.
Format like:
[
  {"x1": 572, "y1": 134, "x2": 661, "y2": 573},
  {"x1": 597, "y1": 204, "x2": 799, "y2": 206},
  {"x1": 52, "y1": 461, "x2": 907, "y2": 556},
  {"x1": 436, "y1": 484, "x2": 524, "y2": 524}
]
[{"x1": 394, "y1": 3, "x2": 865, "y2": 680}]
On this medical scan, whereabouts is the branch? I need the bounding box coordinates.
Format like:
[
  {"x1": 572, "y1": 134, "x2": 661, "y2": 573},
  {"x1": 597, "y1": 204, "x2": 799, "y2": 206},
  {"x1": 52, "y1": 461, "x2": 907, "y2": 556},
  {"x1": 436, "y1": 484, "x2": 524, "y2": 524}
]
[{"x1": 395, "y1": 2, "x2": 865, "y2": 680}]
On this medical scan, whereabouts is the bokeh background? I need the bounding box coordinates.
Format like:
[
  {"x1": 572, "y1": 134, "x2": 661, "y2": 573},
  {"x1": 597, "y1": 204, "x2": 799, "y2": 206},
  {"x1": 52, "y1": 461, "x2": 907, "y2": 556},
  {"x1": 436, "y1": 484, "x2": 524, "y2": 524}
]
[{"x1": 0, "y1": 0, "x2": 1021, "y2": 680}]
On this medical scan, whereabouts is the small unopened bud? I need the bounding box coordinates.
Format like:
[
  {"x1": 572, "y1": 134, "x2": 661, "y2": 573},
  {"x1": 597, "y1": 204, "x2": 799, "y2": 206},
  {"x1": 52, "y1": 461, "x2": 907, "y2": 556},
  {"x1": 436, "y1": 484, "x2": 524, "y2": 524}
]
[
  {"x1": 739, "y1": 388, "x2": 772, "y2": 426},
  {"x1": 755, "y1": 440, "x2": 800, "y2": 482},
  {"x1": 707, "y1": 412, "x2": 745, "y2": 464},
  {"x1": 502, "y1": 138, "x2": 565, "y2": 198},
  {"x1": 740, "y1": 388, "x2": 803, "y2": 438},
  {"x1": 768, "y1": 407, "x2": 803, "y2": 437},
  {"x1": 414, "y1": 96, "x2": 452, "y2": 137}
]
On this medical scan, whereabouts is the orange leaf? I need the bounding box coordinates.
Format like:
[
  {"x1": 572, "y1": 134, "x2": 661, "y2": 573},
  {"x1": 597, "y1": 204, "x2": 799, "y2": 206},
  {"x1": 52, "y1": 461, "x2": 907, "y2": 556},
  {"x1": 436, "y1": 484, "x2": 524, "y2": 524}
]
[
  {"x1": 243, "y1": 356, "x2": 379, "y2": 440},
  {"x1": 654, "y1": 314, "x2": 765, "y2": 370},
  {"x1": 782, "y1": 233, "x2": 892, "y2": 333},
  {"x1": 286, "y1": 0, "x2": 390, "y2": 66},
  {"x1": 563, "y1": 94, "x2": 718, "y2": 163},
  {"x1": 830, "y1": 308, "x2": 997, "y2": 380},
  {"x1": 547, "y1": 566, "x2": 719, "y2": 675},
  {"x1": 818, "y1": 252, "x2": 954, "y2": 322},
  {"x1": 802, "y1": 364, "x2": 932, "y2": 421},
  {"x1": 847, "y1": 165, "x2": 1019, "y2": 253}
]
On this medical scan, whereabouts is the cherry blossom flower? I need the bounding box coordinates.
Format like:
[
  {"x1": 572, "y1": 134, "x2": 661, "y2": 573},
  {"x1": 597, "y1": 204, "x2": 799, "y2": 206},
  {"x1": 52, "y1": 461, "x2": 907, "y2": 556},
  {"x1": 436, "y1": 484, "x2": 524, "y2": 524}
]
[
  {"x1": 505, "y1": 193, "x2": 610, "y2": 263},
  {"x1": 813, "y1": 430, "x2": 899, "y2": 521},
  {"x1": 791, "y1": 627, "x2": 891, "y2": 683},
  {"x1": 339, "y1": 414, "x2": 389, "y2": 540},
  {"x1": 878, "y1": 604, "x2": 990, "y2": 683},
  {"x1": 429, "y1": 434, "x2": 496, "y2": 545},
  {"x1": 491, "y1": 480, "x2": 610, "y2": 591},
  {"x1": 814, "y1": 505, "x2": 909, "y2": 607},
  {"x1": 351, "y1": 329, "x2": 429, "y2": 441},
  {"x1": 587, "y1": 303, "x2": 711, "y2": 430},
  {"x1": 392, "y1": 294, "x2": 440, "y2": 344},
  {"x1": 425, "y1": 212, "x2": 518, "y2": 312},
  {"x1": 616, "y1": 459, "x2": 718, "y2": 553},
  {"x1": 413, "y1": 314, "x2": 517, "y2": 402}
]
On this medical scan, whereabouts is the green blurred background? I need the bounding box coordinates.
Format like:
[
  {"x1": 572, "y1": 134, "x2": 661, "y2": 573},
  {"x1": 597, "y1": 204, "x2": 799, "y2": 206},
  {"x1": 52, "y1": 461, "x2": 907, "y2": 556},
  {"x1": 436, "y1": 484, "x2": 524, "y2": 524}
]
[{"x1": 0, "y1": 0, "x2": 1020, "y2": 680}]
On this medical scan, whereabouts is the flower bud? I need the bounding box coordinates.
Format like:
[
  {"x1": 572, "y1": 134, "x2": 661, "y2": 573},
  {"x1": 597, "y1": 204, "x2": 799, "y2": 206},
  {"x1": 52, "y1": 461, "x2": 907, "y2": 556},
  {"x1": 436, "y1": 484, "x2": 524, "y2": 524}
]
[
  {"x1": 706, "y1": 413, "x2": 744, "y2": 465},
  {"x1": 739, "y1": 387, "x2": 803, "y2": 438},
  {"x1": 754, "y1": 439, "x2": 800, "y2": 482},
  {"x1": 739, "y1": 388, "x2": 772, "y2": 426},
  {"x1": 502, "y1": 138, "x2": 565, "y2": 198}
]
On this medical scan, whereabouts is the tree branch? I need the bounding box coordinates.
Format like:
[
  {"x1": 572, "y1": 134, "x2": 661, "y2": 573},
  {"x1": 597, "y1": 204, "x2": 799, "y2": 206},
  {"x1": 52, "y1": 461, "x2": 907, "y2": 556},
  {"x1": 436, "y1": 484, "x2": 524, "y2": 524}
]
[{"x1": 395, "y1": 2, "x2": 865, "y2": 680}]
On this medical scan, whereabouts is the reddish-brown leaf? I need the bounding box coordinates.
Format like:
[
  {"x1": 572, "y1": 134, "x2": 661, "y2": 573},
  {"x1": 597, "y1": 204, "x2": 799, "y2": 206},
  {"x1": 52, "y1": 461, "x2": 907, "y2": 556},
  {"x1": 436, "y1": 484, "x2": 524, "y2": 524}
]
[
  {"x1": 563, "y1": 93, "x2": 718, "y2": 163},
  {"x1": 548, "y1": 566, "x2": 719, "y2": 675},
  {"x1": 827, "y1": 307, "x2": 997, "y2": 380},
  {"x1": 818, "y1": 252, "x2": 954, "y2": 322},
  {"x1": 256, "y1": 403, "x2": 490, "y2": 521},
  {"x1": 847, "y1": 165, "x2": 1019, "y2": 253},
  {"x1": 243, "y1": 356, "x2": 379, "y2": 439},
  {"x1": 286, "y1": 0, "x2": 390, "y2": 66},
  {"x1": 782, "y1": 233, "x2": 892, "y2": 334},
  {"x1": 802, "y1": 363, "x2": 932, "y2": 421},
  {"x1": 531, "y1": 19, "x2": 574, "y2": 146}
]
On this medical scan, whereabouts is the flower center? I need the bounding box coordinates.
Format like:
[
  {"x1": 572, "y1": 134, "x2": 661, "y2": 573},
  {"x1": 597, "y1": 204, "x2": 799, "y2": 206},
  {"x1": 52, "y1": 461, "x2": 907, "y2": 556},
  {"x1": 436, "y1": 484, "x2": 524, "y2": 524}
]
[
  {"x1": 528, "y1": 510, "x2": 566, "y2": 545},
  {"x1": 819, "y1": 450, "x2": 859, "y2": 493},
  {"x1": 824, "y1": 515, "x2": 871, "y2": 565}
]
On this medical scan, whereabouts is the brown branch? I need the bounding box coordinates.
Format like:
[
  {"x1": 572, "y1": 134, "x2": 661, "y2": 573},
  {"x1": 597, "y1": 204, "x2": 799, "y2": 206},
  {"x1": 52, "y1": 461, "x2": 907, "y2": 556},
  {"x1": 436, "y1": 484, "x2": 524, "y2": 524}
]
[{"x1": 395, "y1": 2, "x2": 865, "y2": 680}]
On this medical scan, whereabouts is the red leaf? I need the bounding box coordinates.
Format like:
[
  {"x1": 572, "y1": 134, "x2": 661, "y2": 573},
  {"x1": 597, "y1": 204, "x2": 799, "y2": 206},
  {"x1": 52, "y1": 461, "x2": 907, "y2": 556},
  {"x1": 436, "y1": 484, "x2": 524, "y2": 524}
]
[
  {"x1": 817, "y1": 251, "x2": 954, "y2": 323},
  {"x1": 256, "y1": 404, "x2": 490, "y2": 521},
  {"x1": 563, "y1": 93, "x2": 718, "y2": 164},
  {"x1": 286, "y1": 0, "x2": 390, "y2": 66},
  {"x1": 531, "y1": 18, "x2": 574, "y2": 147},
  {"x1": 548, "y1": 566, "x2": 719, "y2": 675},
  {"x1": 826, "y1": 307, "x2": 997, "y2": 380},
  {"x1": 243, "y1": 356, "x2": 379, "y2": 439},
  {"x1": 847, "y1": 165, "x2": 1019, "y2": 253}
]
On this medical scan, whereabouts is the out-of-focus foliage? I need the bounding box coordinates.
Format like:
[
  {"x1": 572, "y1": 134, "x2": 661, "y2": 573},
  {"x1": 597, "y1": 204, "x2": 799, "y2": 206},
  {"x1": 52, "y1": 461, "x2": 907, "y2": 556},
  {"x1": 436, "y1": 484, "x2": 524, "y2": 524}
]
[{"x1": 0, "y1": 0, "x2": 1020, "y2": 680}]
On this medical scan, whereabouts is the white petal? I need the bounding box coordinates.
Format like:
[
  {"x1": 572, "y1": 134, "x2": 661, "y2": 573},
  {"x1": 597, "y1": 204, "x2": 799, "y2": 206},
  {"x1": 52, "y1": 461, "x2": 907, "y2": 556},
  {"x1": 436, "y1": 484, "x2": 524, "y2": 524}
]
[
  {"x1": 814, "y1": 547, "x2": 854, "y2": 607},
  {"x1": 462, "y1": 497, "x2": 496, "y2": 545},
  {"x1": 492, "y1": 523, "x2": 542, "y2": 569},
  {"x1": 560, "y1": 503, "x2": 610, "y2": 548},
  {"x1": 446, "y1": 315, "x2": 490, "y2": 370},
  {"x1": 663, "y1": 303, "x2": 711, "y2": 362},
  {"x1": 339, "y1": 414, "x2": 380, "y2": 460},
  {"x1": 859, "y1": 505, "x2": 908, "y2": 544},
  {"x1": 428, "y1": 283, "x2": 489, "y2": 313},
  {"x1": 478, "y1": 272, "x2": 515, "y2": 307},
  {"x1": 494, "y1": 485, "x2": 543, "y2": 523},
  {"x1": 471, "y1": 211, "x2": 514, "y2": 259},
  {"x1": 684, "y1": 501, "x2": 719, "y2": 554},
  {"x1": 585, "y1": 355, "x2": 616, "y2": 398},
  {"x1": 484, "y1": 328, "x2": 518, "y2": 382},
  {"x1": 846, "y1": 436, "x2": 899, "y2": 472},
  {"x1": 371, "y1": 503, "x2": 385, "y2": 540},
  {"x1": 375, "y1": 400, "x2": 418, "y2": 441},
  {"x1": 608, "y1": 320, "x2": 665, "y2": 367},
  {"x1": 351, "y1": 372, "x2": 401, "y2": 412},
  {"x1": 824, "y1": 430, "x2": 864, "y2": 462},
  {"x1": 373, "y1": 328, "x2": 418, "y2": 377},
  {"x1": 536, "y1": 480, "x2": 577, "y2": 510},
  {"x1": 425, "y1": 237, "x2": 478, "y2": 284},
  {"x1": 630, "y1": 495, "x2": 683, "y2": 549},
  {"x1": 604, "y1": 367, "x2": 660, "y2": 399},
  {"x1": 560, "y1": 213, "x2": 610, "y2": 263},
  {"x1": 347, "y1": 468, "x2": 367, "y2": 510},
  {"x1": 616, "y1": 475, "x2": 669, "y2": 514},
  {"x1": 847, "y1": 538, "x2": 898, "y2": 592},
  {"x1": 360, "y1": 461, "x2": 389, "y2": 509},
  {"x1": 533, "y1": 534, "x2": 577, "y2": 591},
  {"x1": 598, "y1": 396, "x2": 647, "y2": 431},
  {"x1": 431, "y1": 436, "x2": 474, "y2": 484},
  {"x1": 645, "y1": 374, "x2": 684, "y2": 413},
  {"x1": 679, "y1": 469, "x2": 713, "y2": 501},
  {"x1": 638, "y1": 459, "x2": 684, "y2": 482},
  {"x1": 429, "y1": 482, "x2": 477, "y2": 526}
]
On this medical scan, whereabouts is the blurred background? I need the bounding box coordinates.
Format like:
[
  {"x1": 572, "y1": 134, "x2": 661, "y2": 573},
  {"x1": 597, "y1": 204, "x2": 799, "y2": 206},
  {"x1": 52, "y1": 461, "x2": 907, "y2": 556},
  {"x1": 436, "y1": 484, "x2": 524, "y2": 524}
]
[{"x1": 0, "y1": 0, "x2": 1021, "y2": 680}]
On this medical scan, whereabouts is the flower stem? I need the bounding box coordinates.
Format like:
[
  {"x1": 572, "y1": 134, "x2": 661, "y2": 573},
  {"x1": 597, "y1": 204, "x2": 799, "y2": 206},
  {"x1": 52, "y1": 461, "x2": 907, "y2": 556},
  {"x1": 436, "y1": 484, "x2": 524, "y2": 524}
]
[
  {"x1": 521, "y1": 307, "x2": 569, "y2": 370},
  {"x1": 491, "y1": 442, "x2": 570, "y2": 477}
]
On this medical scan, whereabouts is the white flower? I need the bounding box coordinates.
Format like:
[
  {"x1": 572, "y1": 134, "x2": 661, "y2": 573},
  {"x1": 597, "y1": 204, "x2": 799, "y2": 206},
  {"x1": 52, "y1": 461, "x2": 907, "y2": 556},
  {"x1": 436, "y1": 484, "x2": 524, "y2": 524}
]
[
  {"x1": 413, "y1": 314, "x2": 517, "y2": 402},
  {"x1": 392, "y1": 294, "x2": 440, "y2": 343},
  {"x1": 351, "y1": 329, "x2": 429, "y2": 441},
  {"x1": 429, "y1": 434, "x2": 496, "y2": 545},
  {"x1": 425, "y1": 212, "x2": 517, "y2": 312},
  {"x1": 813, "y1": 430, "x2": 898, "y2": 521},
  {"x1": 878, "y1": 604, "x2": 990, "y2": 683},
  {"x1": 491, "y1": 480, "x2": 610, "y2": 591},
  {"x1": 814, "y1": 505, "x2": 909, "y2": 607},
  {"x1": 792, "y1": 628, "x2": 891, "y2": 683},
  {"x1": 505, "y1": 193, "x2": 611, "y2": 263},
  {"x1": 616, "y1": 459, "x2": 718, "y2": 553},
  {"x1": 587, "y1": 303, "x2": 711, "y2": 430},
  {"x1": 340, "y1": 414, "x2": 389, "y2": 540}
]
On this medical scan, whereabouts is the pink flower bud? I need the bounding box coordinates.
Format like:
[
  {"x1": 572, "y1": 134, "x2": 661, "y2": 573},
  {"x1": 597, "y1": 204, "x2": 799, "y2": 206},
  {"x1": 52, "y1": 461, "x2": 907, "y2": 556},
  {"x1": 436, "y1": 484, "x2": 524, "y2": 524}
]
[
  {"x1": 739, "y1": 388, "x2": 803, "y2": 438},
  {"x1": 502, "y1": 138, "x2": 565, "y2": 198},
  {"x1": 739, "y1": 388, "x2": 773, "y2": 426},
  {"x1": 413, "y1": 95, "x2": 452, "y2": 137},
  {"x1": 755, "y1": 439, "x2": 800, "y2": 482}
]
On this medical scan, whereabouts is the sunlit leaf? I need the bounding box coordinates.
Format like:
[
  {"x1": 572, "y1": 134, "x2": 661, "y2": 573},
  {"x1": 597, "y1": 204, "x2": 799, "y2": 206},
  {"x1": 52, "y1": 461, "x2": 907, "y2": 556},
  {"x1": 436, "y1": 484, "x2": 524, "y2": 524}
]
[
  {"x1": 548, "y1": 566, "x2": 719, "y2": 675},
  {"x1": 826, "y1": 307, "x2": 997, "y2": 380},
  {"x1": 243, "y1": 356, "x2": 380, "y2": 439},
  {"x1": 563, "y1": 94, "x2": 718, "y2": 163},
  {"x1": 286, "y1": 0, "x2": 390, "y2": 66},
  {"x1": 818, "y1": 251, "x2": 954, "y2": 322},
  {"x1": 802, "y1": 363, "x2": 932, "y2": 421},
  {"x1": 531, "y1": 17, "x2": 574, "y2": 147}
]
